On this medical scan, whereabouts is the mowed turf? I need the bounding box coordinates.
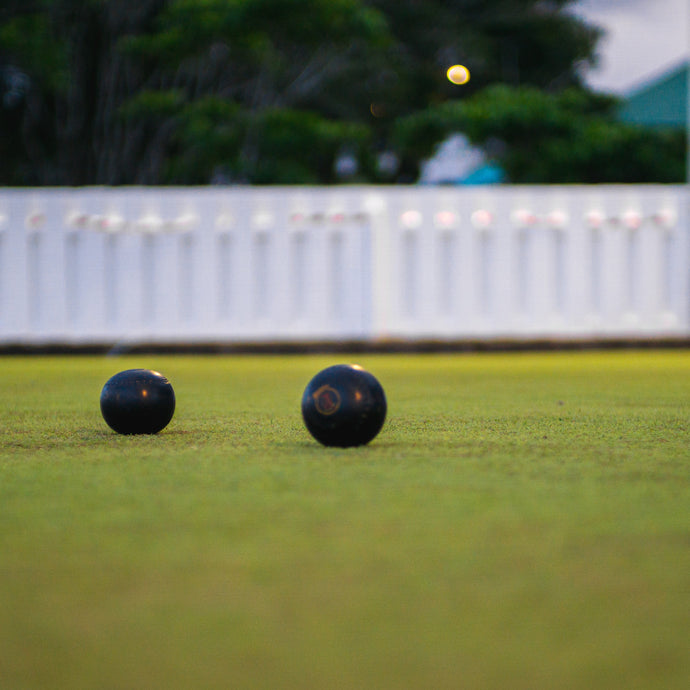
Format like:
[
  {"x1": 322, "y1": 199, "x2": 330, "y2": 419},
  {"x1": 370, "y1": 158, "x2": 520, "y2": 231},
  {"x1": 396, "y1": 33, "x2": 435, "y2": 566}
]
[{"x1": 1, "y1": 350, "x2": 688, "y2": 690}]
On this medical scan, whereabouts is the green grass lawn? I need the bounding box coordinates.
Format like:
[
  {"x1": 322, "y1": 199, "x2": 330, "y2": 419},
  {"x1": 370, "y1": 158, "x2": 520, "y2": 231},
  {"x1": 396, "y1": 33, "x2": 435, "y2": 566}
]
[{"x1": 1, "y1": 350, "x2": 688, "y2": 690}]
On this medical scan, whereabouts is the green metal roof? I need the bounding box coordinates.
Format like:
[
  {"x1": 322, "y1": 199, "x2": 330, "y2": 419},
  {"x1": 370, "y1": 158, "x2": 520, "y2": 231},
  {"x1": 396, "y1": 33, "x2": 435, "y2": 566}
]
[{"x1": 618, "y1": 61, "x2": 687, "y2": 129}]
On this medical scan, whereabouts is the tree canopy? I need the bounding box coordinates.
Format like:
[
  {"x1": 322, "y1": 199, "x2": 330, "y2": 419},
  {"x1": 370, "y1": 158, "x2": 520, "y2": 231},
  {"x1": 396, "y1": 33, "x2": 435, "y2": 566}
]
[
  {"x1": 0, "y1": 0, "x2": 683, "y2": 185},
  {"x1": 393, "y1": 85, "x2": 685, "y2": 183}
]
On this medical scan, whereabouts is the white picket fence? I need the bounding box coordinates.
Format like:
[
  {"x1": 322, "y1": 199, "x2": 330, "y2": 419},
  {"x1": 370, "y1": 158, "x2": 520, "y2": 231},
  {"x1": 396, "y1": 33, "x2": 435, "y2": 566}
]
[{"x1": 0, "y1": 185, "x2": 687, "y2": 346}]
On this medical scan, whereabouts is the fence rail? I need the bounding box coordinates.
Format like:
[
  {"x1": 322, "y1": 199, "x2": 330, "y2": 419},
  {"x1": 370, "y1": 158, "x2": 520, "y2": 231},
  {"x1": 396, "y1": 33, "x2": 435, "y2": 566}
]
[{"x1": 0, "y1": 185, "x2": 687, "y2": 346}]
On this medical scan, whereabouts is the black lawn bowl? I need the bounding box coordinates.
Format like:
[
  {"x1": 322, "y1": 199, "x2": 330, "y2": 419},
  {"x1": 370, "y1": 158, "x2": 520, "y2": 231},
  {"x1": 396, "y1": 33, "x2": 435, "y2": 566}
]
[
  {"x1": 100, "y1": 369, "x2": 176, "y2": 435},
  {"x1": 301, "y1": 364, "x2": 387, "y2": 447}
]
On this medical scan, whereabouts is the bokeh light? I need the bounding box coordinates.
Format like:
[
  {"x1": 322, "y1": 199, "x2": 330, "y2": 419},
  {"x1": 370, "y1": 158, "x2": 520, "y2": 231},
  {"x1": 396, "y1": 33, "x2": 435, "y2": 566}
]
[{"x1": 446, "y1": 64, "x2": 470, "y2": 85}]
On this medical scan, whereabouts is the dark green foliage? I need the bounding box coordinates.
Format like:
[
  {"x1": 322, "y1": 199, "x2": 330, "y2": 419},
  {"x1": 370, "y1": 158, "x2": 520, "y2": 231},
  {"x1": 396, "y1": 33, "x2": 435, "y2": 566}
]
[
  {"x1": 394, "y1": 85, "x2": 686, "y2": 183},
  {"x1": 1, "y1": 0, "x2": 392, "y2": 183},
  {"x1": 368, "y1": 0, "x2": 601, "y2": 100},
  {"x1": 162, "y1": 100, "x2": 370, "y2": 183},
  {"x1": 0, "y1": 0, "x2": 680, "y2": 184}
]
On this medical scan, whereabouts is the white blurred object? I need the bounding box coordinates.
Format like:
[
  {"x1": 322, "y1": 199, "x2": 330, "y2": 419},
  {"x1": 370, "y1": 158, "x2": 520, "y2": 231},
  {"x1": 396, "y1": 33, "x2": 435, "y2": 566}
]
[{"x1": 418, "y1": 134, "x2": 488, "y2": 185}]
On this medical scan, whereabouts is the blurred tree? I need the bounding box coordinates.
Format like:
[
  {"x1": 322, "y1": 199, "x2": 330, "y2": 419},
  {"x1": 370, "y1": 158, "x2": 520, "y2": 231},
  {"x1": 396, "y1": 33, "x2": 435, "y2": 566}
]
[
  {"x1": 1, "y1": 0, "x2": 171, "y2": 184},
  {"x1": 0, "y1": 0, "x2": 389, "y2": 183},
  {"x1": 6, "y1": 0, "x2": 673, "y2": 185},
  {"x1": 393, "y1": 85, "x2": 686, "y2": 183},
  {"x1": 365, "y1": 0, "x2": 600, "y2": 105},
  {"x1": 119, "y1": 0, "x2": 389, "y2": 182}
]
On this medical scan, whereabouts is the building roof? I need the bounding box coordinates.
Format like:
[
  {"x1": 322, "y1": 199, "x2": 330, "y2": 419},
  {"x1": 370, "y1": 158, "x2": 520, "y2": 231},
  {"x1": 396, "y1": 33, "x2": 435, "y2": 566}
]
[{"x1": 618, "y1": 60, "x2": 687, "y2": 129}]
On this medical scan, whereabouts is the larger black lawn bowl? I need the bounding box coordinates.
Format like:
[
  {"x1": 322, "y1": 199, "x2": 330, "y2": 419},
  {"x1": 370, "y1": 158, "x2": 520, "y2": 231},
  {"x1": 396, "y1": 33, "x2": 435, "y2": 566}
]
[{"x1": 301, "y1": 364, "x2": 387, "y2": 447}]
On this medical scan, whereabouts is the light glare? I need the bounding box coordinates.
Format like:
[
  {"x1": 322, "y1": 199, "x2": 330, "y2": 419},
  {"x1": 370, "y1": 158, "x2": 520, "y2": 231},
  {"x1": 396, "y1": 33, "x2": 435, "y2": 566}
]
[{"x1": 446, "y1": 64, "x2": 470, "y2": 85}]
